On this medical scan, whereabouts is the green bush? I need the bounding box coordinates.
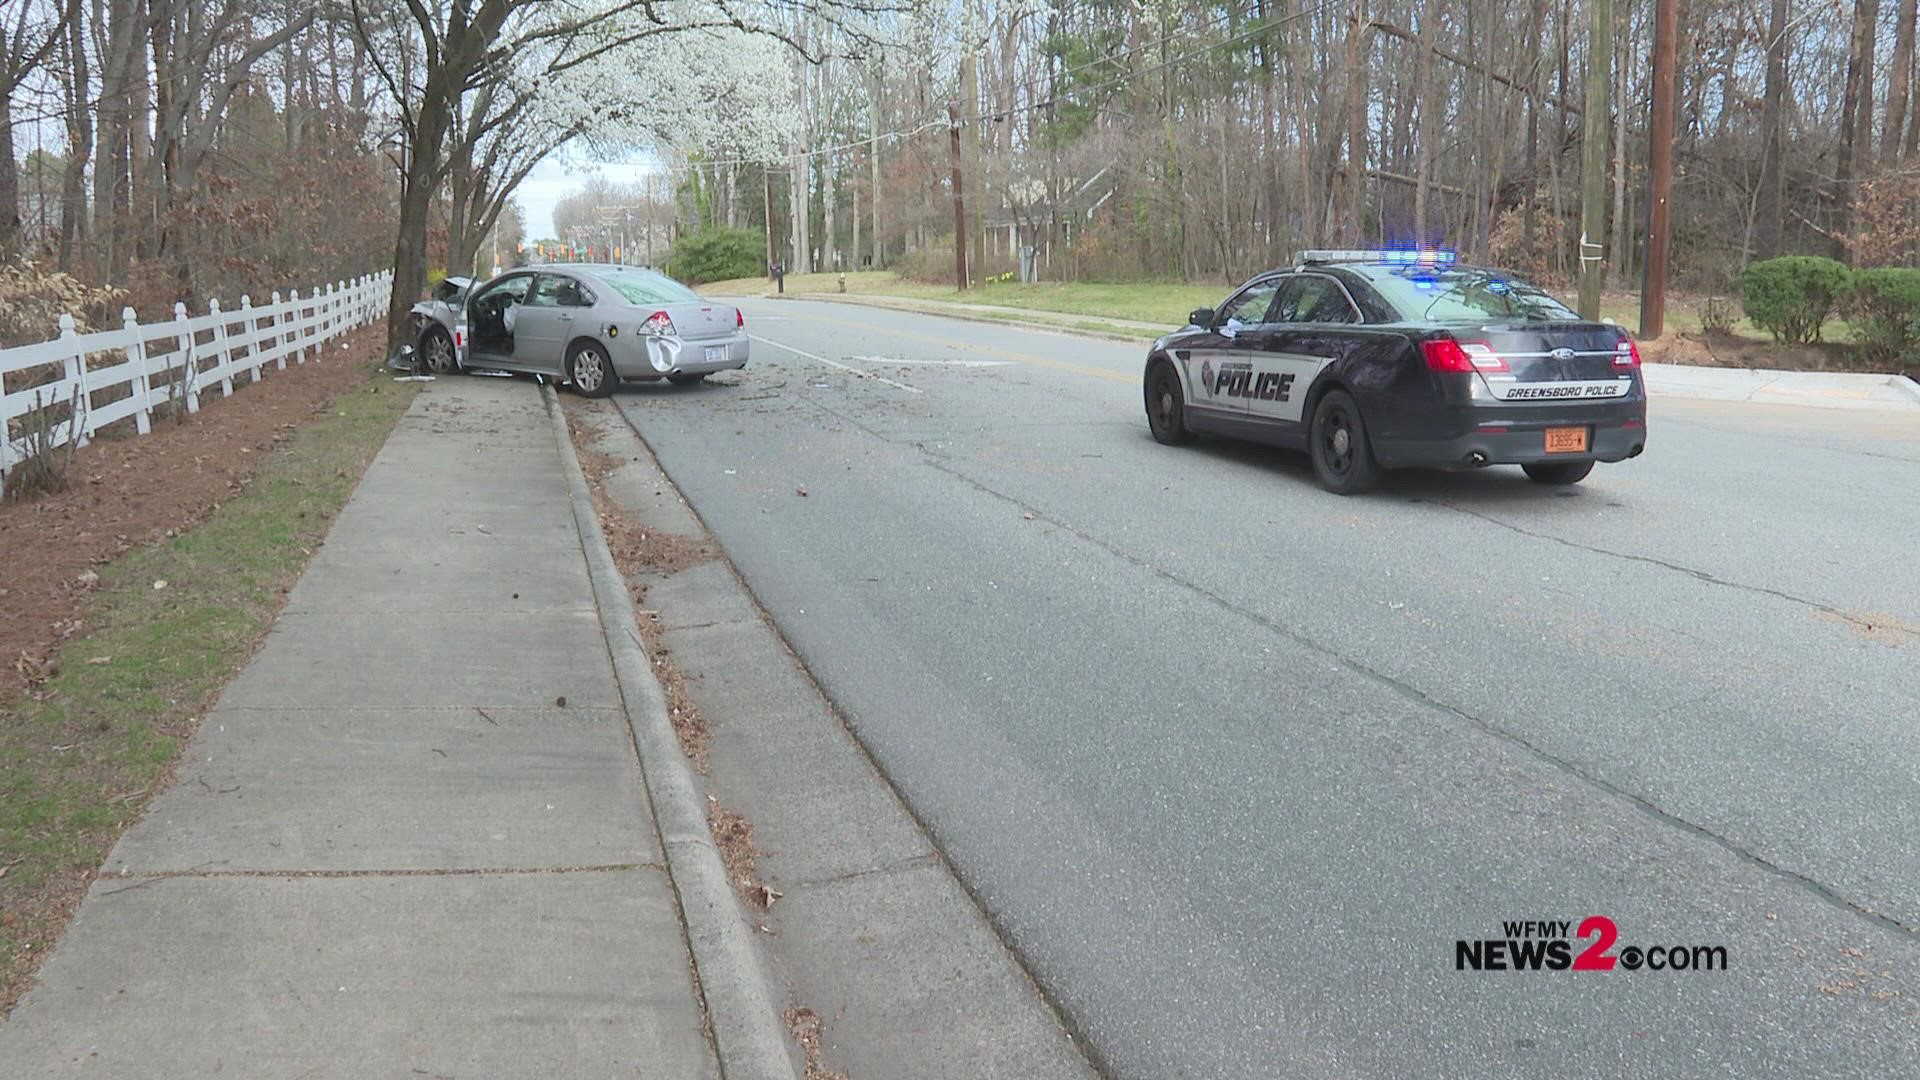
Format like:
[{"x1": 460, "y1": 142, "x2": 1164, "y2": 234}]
[
  {"x1": 1736, "y1": 256, "x2": 1851, "y2": 344},
  {"x1": 1842, "y1": 267, "x2": 1920, "y2": 365},
  {"x1": 662, "y1": 227, "x2": 765, "y2": 285}
]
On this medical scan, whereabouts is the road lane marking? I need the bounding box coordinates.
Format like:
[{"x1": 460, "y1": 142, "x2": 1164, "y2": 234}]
[
  {"x1": 849, "y1": 355, "x2": 1013, "y2": 367},
  {"x1": 776, "y1": 310, "x2": 1137, "y2": 383},
  {"x1": 749, "y1": 334, "x2": 923, "y2": 393}
]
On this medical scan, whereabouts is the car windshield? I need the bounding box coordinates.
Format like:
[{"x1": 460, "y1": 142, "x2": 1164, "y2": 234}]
[
  {"x1": 1367, "y1": 267, "x2": 1579, "y2": 323},
  {"x1": 598, "y1": 271, "x2": 702, "y2": 306}
]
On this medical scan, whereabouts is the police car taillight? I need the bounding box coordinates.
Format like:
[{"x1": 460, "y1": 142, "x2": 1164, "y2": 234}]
[
  {"x1": 736, "y1": 308, "x2": 745, "y2": 328},
  {"x1": 1614, "y1": 338, "x2": 1641, "y2": 367},
  {"x1": 642, "y1": 310, "x2": 676, "y2": 336},
  {"x1": 1422, "y1": 337, "x2": 1506, "y2": 373}
]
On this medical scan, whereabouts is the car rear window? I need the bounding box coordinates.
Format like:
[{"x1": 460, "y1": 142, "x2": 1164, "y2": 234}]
[
  {"x1": 599, "y1": 271, "x2": 703, "y2": 306},
  {"x1": 1365, "y1": 268, "x2": 1579, "y2": 323}
]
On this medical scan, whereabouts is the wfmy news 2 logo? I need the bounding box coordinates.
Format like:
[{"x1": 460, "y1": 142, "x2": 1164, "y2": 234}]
[{"x1": 1456, "y1": 917, "x2": 1728, "y2": 973}]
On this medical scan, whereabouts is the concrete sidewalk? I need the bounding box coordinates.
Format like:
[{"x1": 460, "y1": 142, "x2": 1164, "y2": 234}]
[{"x1": 0, "y1": 378, "x2": 763, "y2": 1076}]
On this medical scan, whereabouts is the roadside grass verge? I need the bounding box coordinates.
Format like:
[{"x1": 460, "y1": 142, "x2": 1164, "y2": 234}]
[
  {"x1": 0, "y1": 371, "x2": 416, "y2": 1011},
  {"x1": 701, "y1": 270, "x2": 1217, "y2": 327}
]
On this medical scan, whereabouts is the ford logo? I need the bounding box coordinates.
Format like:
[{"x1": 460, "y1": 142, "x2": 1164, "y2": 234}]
[{"x1": 1549, "y1": 347, "x2": 1577, "y2": 361}]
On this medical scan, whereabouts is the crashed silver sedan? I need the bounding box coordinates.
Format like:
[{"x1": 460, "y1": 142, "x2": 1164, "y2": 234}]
[{"x1": 421, "y1": 264, "x2": 748, "y2": 395}]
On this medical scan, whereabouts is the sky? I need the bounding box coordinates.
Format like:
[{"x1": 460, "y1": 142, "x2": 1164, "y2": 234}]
[{"x1": 516, "y1": 155, "x2": 666, "y2": 241}]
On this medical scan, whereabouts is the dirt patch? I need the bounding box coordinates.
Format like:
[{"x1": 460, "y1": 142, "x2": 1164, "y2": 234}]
[
  {"x1": 1642, "y1": 331, "x2": 1889, "y2": 374},
  {"x1": 0, "y1": 324, "x2": 385, "y2": 705},
  {"x1": 784, "y1": 1006, "x2": 851, "y2": 1080},
  {"x1": 708, "y1": 798, "x2": 781, "y2": 913}
]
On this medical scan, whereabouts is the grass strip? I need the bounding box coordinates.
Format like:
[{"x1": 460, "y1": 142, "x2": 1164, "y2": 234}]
[{"x1": 0, "y1": 369, "x2": 417, "y2": 1011}]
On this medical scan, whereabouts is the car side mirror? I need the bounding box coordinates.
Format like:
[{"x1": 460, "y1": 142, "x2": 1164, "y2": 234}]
[{"x1": 1189, "y1": 307, "x2": 1215, "y2": 328}]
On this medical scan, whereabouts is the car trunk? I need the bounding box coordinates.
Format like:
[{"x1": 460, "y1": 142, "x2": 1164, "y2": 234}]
[
  {"x1": 1465, "y1": 321, "x2": 1635, "y2": 402},
  {"x1": 670, "y1": 302, "x2": 738, "y2": 341}
]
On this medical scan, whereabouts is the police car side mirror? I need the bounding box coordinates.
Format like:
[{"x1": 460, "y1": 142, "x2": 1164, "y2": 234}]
[{"x1": 1189, "y1": 307, "x2": 1215, "y2": 328}]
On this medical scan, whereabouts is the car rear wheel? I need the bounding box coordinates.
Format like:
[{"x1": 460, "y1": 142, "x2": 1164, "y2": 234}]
[
  {"x1": 1522, "y1": 460, "x2": 1595, "y2": 485},
  {"x1": 1309, "y1": 390, "x2": 1381, "y2": 495},
  {"x1": 420, "y1": 327, "x2": 457, "y2": 375},
  {"x1": 1145, "y1": 362, "x2": 1192, "y2": 445},
  {"x1": 568, "y1": 342, "x2": 615, "y2": 398},
  {"x1": 667, "y1": 372, "x2": 708, "y2": 386}
]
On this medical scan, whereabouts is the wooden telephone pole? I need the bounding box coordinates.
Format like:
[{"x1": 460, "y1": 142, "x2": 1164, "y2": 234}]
[
  {"x1": 948, "y1": 101, "x2": 969, "y2": 291},
  {"x1": 1577, "y1": 0, "x2": 1613, "y2": 320},
  {"x1": 1639, "y1": 0, "x2": 1678, "y2": 339}
]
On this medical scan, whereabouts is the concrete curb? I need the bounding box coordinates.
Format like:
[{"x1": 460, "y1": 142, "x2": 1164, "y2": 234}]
[{"x1": 542, "y1": 384, "x2": 800, "y2": 1080}]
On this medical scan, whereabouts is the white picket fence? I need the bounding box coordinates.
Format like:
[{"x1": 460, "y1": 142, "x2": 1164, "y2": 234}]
[{"x1": 0, "y1": 271, "x2": 393, "y2": 496}]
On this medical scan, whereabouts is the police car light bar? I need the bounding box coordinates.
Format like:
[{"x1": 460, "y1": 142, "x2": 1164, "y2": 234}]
[{"x1": 1296, "y1": 249, "x2": 1456, "y2": 266}]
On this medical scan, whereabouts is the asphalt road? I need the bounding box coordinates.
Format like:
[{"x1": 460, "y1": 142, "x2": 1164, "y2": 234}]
[{"x1": 614, "y1": 298, "x2": 1920, "y2": 1079}]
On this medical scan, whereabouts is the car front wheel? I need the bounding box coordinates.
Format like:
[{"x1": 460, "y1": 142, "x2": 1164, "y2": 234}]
[
  {"x1": 568, "y1": 342, "x2": 615, "y2": 398},
  {"x1": 1309, "y1": 389, "x2": 1381, "y2": 495},
  {"x1": 1522, "y1": 460, "x2": 1595, "y2": 485},
  {"x1": 421, "y1": 327, "x2": 458, "y2": 374}
]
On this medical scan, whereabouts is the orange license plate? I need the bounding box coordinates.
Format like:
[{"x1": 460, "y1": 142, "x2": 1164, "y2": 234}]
[{"x1": 1544, "y1": 427, "x2": 1589, "y2": 454}]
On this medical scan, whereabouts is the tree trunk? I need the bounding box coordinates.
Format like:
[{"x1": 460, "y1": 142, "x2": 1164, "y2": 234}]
[
  {"x1": 1413, "y1": 0, "x2": 1442, "y2": 246},
  {"x1": 1887, "y1": 0, "x2": 1917, "y2": 157},
  {"x1": 1343, "y1": 4, "x2": 1368, "y2": 244},
  {"x1": 1835, "y1": 0, "x2": 1880, "y2": 250},
  {"x1": 1753, "y1": 0, "x2": 1788, "y2": 259},
  {"x1": 0, "y1": 94, "x2": 17, "y2": 249},
  {"x1": 57, "y1": 5, "x2": 90, "y2": 272}
]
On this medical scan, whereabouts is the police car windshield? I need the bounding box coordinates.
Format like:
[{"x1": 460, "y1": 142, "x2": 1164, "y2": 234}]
[{"x1": 1366, "y1": 267, "x2": 1578, "y2": 323}]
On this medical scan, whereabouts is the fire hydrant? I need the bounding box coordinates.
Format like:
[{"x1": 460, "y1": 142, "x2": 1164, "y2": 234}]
[{"x1": 838, "y1": 272, "x2": 847, "y2": 293}]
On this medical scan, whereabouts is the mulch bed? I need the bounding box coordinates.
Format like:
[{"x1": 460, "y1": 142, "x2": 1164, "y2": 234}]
[{"x1": 1, "y1": 324, "x2": 385, "y2": 707}]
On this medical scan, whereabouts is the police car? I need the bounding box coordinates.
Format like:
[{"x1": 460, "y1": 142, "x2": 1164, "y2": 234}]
[{"x1": 1142, "y1": 250, "x2": 1647, "y2": 494}]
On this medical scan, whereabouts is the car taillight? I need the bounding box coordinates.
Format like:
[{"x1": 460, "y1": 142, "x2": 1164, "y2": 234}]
[
  {"x1": 642, "y1": 311, "x2": 676, "y2": 336},
  {"x1": 736, "y1": 308, "x2": 745, "y2": 329},
  {"x1": 1421, "y1": 337, "x2": 1504, "y2": 373},
  {"x1": 1614, "y1": 338, "x2": 1641, "y2": 367}
]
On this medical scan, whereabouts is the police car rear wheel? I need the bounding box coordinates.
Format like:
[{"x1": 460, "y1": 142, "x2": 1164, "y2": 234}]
[
  {"x1": 1145, "y1": 363, "x2": 1192, "y2": 446},
  {"x1": 1522, "y1": 460, "x2": 1594, "y2": 485},
  {"x1": 1310, "y1": 390, "x2": 1381, "y2": 495}
]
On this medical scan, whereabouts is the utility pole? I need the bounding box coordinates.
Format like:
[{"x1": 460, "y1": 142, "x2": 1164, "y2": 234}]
[
  {"x1": 1577, "y1": 0, "x2": 1613, "y2": 320},
  {"x1": 1639, "y1": 0, "x2": 1677, "y2": 339},
  {"x1": 948, "y1": 101, "x2": 969, "y2": 291},
  {"x1": 764, "y1": 165, "x2": 776, "y2": 278}
]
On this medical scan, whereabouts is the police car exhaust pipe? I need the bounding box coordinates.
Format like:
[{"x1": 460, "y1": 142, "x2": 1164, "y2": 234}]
[{"x1": 1466, "y1": 450, "x2": 1490, "y2": 467}]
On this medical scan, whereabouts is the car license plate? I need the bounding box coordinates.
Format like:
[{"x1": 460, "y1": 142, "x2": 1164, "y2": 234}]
[
  {"x1": 704, "y1": 345, "x2": 726, "y2": 364},
  {"x1": 1544, "y1": 426, "x2": 1588, "y2": 454}
]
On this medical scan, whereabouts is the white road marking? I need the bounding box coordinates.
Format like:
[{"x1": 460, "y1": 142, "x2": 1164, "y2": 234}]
[
  {"x1": 750, "y1": 335, "x2": 923, "y2": 393},
  {"x1": 848, "y1": 355, "x2": 1013, "y2": 368}
]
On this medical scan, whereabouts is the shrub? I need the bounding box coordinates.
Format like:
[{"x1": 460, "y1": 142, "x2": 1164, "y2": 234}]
[
  {"x1": 663, "y1": 227, "x2": 765, "y2": 285},
  {"x1": 895, "y1": 240, "x2": 1014, "y2": 286},
  {"x1": 1841, "y1": 267, "x2": 1920, "y2": 366},
  {"x1": 1736, "y1": 256, "x2": 1851, "y2": 344},
  {"x1": 1695, "y1": 293, "x2": 1738, "y2": 336}
]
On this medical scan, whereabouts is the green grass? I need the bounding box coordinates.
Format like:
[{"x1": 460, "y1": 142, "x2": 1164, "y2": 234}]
[
  {"x1": 701, "y1": 270, "x2": 1224, "y2": 328},
  {"x1": 703, "y1": 271, "x2": 1891, "y2": 357},
  {"x1": 1, "y1": 369, "x2": 416, "y2": 1006}
]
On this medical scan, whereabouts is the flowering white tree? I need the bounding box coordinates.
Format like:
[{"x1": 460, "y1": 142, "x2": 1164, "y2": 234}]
[{"x1": 354, "y1": 0, "x2": 876, "y2": 343}]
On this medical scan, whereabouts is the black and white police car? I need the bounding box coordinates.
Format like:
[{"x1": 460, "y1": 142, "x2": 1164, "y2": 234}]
[{"x1": 1142, "y1": 250, "x2": 1647, "y2": 494}]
